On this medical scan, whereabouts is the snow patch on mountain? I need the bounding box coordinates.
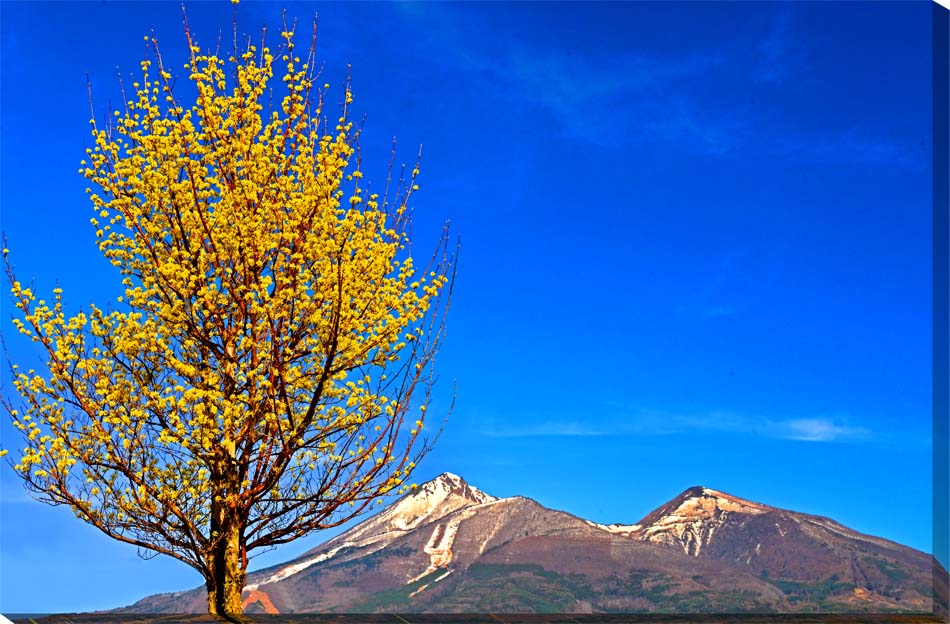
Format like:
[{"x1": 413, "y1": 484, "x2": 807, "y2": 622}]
[
  {"x1": 409, "y1": 569, "x2": 453, "y2": 598},
  {"x1": 241, "y1": 473, "x2": 501, "y2": 594},
  {"x1": 389, "y1": 472, "x2": 495, "y2": 531},
  {"x1": 634, "y1": 486, "x2": 771, "y2": 556},
  {"x1": 328, "y1": 472, "x2": 497, "y2": 550},
  {"x1": 244, "y1": 475, "x2": 499, "y2": 592},
  {"x1": 587, "y1": 520, "x2": 641, "y2": 535},
  {"x1": 245, "y1": 542, "x2": 354, "y2": 590},
  {"x1": 795, "y1": 515, "x2": 899, "y2": 550},
  {"x1": 693, "y1": 488, "x2": 771, "y2": 515},
  {"x1": 408, "y1": 497, "x2": 507, "y2": 583}
]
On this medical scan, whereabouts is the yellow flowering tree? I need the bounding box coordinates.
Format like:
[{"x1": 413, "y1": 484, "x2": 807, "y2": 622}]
[{"x1": 1, "y1": 18, "x2": 453, "y2": 619}]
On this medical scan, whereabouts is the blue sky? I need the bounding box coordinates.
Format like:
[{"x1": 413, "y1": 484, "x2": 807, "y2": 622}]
[{"x1": 0, "y1": 0, "x2": 937, "y2": 614}]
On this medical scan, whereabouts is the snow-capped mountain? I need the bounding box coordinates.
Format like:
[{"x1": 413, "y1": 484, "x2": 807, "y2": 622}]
[
  {"x1": 243, "y1": 472, "x2": 495, "y2": 592},
  {"x1": 322, "y1": 472, "x2": 496, "y2": 548},
  {"x1": 628, "y1": 484, "x2": 936, "y2": 610},
  {"x1": 627, "y1": 485, "x2": 780, "y2": 555},
  {"x1": 116, "y1": 474, "x2": 943, "y2": 615}
]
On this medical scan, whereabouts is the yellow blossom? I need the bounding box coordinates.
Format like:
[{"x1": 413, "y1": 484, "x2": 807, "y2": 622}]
[{"x1": 2, "y1": 16, "x2": 455, "y2": 618}]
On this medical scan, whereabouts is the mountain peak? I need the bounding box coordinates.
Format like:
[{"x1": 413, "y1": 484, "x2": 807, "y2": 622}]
[
  {"x1": 667, "y1": 485, "x2": 772, "y2": 514},
  {"x1": 630, "y1": 486, "x2": 774, "y2": 556},
  {"x1": 419, "y1": 472, "x2": 496, "y2": 504},
  {"x1": 680, "y1": 485, "x2": 708, "y2": 498},
  {"x1": 431, "y1": 471, "x2": 468, "y2": 489},
  {"x1": 316, "y1": 472, "x2": 496, "y2": 549}
]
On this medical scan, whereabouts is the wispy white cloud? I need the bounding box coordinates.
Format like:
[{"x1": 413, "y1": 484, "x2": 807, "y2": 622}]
[
  {"x1": 776, "y1": 418, "x2": 870, "y2": 442},
  {"x1": 396, "y1": 3, "x2": 916, "y2": 165},
  {"x1": 778, "y1": 130, "x2": 913, "y2": 166},
  {"x1": 755, "y1": 8, "x2": 796, "y2": 84},
  {"x1": 643, "y1": 101, "x2": 743, "y2": 156},
  {"x1": 476, "y1": 407, "x2": 872, "y2": 444},
  {"x1": 654, "y1": 409, "x2": 872, "y2": 443},
  {"x1": 394, "y1": 4, "x2": 738, "y2": 151},
  {"x1": 462, "y1": 45, "x2": 733, "y2": 150},
  {"x1": 479, "y1": 421, "x2": 611, "y2": 438}
]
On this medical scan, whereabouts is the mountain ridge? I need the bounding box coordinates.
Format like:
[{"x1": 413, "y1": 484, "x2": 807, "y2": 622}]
[{"x1": 116, "y1": 473, "x2": 944, "y2": 615}]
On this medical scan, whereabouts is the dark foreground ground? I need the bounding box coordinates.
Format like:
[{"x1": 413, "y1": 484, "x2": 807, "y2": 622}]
[{"x1": 9, "y1": 613, "x2": 948, "y2": 624}]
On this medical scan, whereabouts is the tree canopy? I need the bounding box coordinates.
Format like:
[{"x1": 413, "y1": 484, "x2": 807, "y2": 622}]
[{"x1": 2, "y1": 14, "x2": 454, "y2": 618}]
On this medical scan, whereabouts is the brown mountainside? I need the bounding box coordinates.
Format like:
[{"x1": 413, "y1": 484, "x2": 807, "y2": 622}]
[{"x1": 116, "y1": 474, "x2": 943, "y2": 615}]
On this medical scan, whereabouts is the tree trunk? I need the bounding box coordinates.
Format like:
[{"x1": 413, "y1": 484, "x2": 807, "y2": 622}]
[
  {"x1": 206, "y1": 473, "x2": 246, "y2": 620},
  {"x1": 206, "y1": 518, "x2": 246, "y2": 619}
]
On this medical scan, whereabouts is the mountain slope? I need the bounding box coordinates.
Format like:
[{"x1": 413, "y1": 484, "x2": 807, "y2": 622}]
[
  {"x1": 116, "y1": 474, "x2": 940, "y2": 615},
  {"x1": 626, "y1": 486, "x2": 935, "y2": 611}
]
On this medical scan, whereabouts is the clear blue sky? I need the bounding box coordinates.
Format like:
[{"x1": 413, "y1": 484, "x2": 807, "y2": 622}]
[{"x1": 0, "y1": 0, "x2": 937, "y2": 614}]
